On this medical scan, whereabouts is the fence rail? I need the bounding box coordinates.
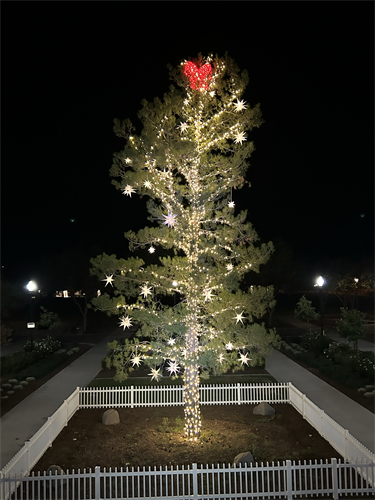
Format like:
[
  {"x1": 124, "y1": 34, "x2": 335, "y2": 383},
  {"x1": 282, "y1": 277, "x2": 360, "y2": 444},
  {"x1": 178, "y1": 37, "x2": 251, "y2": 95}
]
[
  {"x1": 1, "y1": 382, "x2": 374, "y2": 500},
  {"x1": 79, "y1": 382, "x2": 290, "y2": 409},
  {"x1": 1, "y1": 459, "x2": 374, "y2": 500}
]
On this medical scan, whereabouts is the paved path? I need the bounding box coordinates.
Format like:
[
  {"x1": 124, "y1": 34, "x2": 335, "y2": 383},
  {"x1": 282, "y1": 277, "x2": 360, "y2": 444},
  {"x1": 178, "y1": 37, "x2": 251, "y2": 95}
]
[
  {"x1": 1, "y1": 331, "x2": 123, "y2": 470},
  {"x1": 265, "y1": 349, "x2": 375, "y2": 454}
]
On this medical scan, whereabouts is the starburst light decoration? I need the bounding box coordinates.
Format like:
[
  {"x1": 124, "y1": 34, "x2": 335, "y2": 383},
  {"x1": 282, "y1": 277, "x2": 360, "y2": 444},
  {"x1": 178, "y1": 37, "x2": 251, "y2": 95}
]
[
  {"x1": 234, "y1": 131, "x2": 247, "y2": 145},
  {"x1": 226, "y1": 263, "x2": 234, "y2": 272},
  {"x1": 148, "y1": 245, "x2": 155, "y2": 254},
  {"x1": 122, "y1": 185, "x2": 136, "y2": 197},
  {"x1": 225, "y1": 342, "x2": 234, "y2": 351},
  {"x1": 143, "y1": 180, "x2": 152, "y2": 189},
  {"x1": 203, "y1": 288, "x2": 214, "y2": 302},
  {"x1": 233, "y1": 99, "x2": 247, "y2": 112},
  {"x1": 139, "y1": 284, "x2": 153, "y2": 298},
  {"x1": 179, "y1": 122, "x2": 189, "y2": 132},
  {"x1": 234, "y1": 312, "x2": 246, "y2": 324},
  {"x1": 239, "y1": 352, "x2": 250, "y2": 365},
  {"x1": 167, "y1": 337, "x2": 176, "y2": 346},
  {"x1": 149, "y1": 368, "x2": 161, "y2": 381},
  {"x1": 101, "y1": 274, "x2": 114, "y2": 287},
  {"x1": 131, "y1": 355, "x2": 142, "y2": 367},
  {"x1": 218, "y1": 353, "x2": 225, "y2": 364},
  {"x1": 124, "y1": 157, "x2": 132, "y2": 164},
  {"x1": 119, "y1": 315, "x2": 133, "y2": 330},
  {"x1": 166, "y1": 360, "x2": 180, "y2": 375},
  {"x1": 228, "y1": 201, "x2": 235, "y2": 208},
  {"x1": 162, "y1": 211, "x2": 177, "y2": 227}
]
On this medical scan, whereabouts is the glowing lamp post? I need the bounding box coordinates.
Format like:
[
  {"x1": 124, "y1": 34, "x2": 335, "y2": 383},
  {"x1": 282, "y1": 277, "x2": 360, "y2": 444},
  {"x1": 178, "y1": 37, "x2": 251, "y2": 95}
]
[
  {"x1": 315, "y1": 276, "x2": 325, "y2": 335},
  {"x1": 26, "y1": 280, "x2": 38, "y2": 347}
]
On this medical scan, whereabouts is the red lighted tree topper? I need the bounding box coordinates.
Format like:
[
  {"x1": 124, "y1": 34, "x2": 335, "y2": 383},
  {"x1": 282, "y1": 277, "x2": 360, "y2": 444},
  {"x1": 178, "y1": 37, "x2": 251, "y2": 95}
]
[{"x1": 184, "y1": 61, "x2": 212, "y2": 90}]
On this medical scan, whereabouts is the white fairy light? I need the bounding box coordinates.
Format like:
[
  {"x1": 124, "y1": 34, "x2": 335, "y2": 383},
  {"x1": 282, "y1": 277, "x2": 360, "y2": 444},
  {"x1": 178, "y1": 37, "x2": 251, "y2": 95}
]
[{"x1": 148, "y1": 246, "x2": 155, "y2": 254}]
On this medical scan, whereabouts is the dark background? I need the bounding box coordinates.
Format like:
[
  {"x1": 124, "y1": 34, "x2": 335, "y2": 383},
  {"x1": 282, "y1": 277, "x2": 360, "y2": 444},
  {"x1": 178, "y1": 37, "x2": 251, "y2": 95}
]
[{"x1": 2, "y1": 2, "x2": 374, "y2": 294}]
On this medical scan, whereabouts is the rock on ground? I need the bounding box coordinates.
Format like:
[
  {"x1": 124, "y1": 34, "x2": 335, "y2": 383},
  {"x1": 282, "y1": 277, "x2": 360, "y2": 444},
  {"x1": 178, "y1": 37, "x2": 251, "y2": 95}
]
[
  {"x1": 253, "y1": 402, "x2": 275, "y2": 416},
  {"x1": 233, "y1": 451, "x2": 254, "y2": 467},
  {"x1": 102, "y1": 409, "x2": 120, "y2": 425}
]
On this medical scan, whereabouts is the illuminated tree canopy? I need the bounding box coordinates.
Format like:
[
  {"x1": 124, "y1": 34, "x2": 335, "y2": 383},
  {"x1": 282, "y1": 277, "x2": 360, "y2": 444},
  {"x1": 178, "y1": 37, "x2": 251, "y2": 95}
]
[{"x1": 90, "y1": 53, "x2": 279, "y2": 440}]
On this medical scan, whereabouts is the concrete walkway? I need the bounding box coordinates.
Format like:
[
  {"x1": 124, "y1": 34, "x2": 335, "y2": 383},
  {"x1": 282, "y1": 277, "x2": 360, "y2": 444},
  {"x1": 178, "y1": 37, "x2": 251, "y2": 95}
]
[
  {"x1": 0, "y1": 331, "x2": 123, "y2": 469},
  {"x1": 1, "y1": 321, "x2": 374, "y2": 471},
  {"x1": 265, "y1": 349, "x2": 375, "y2": 454}
]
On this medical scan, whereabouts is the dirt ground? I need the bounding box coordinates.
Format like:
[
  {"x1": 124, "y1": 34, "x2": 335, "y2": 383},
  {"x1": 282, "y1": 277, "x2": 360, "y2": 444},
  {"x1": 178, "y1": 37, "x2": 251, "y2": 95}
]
[{"x1": 32, "y1": 404, "x2": 340, "y2": 473}]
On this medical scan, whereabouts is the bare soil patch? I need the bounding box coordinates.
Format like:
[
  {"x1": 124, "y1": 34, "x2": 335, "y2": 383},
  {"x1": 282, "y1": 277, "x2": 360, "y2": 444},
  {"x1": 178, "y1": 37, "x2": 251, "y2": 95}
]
[{"x1": 32, "y1": 404, "x2": 340, "y2": 473}]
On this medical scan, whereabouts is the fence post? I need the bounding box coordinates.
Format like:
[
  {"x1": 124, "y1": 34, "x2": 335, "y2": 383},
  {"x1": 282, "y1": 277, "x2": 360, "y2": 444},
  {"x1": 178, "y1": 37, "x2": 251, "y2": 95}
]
[
  {"x1": 48, "y1": 417, "x2": 52, "y2": 447},
  {"x1": 192, "y1": 463, "x2": 198, "y2": 500},
  {"x1": 131, "y1": 386, "x2": 134, "y2": 408},
  {"x1": 286, "y1": 460, "x2": 293, "y2": 500},
  {"x1": 237, "y1": 383, "x2": 241, "y2": 405},
  {"x1": 331, "y1": 458, "x2": 338, "y2": 500},
  {"x1": 344, "y1": 429, "x2": 349, "y2": 461},
  {"x1": 95, "y1": 466, "x2": 101, "y2": 500}
]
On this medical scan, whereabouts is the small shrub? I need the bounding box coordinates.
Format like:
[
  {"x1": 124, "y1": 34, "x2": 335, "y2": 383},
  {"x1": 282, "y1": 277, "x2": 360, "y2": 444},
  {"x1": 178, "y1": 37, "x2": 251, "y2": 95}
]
[
  {"x1": 70, "y1": 347, "x2": 80, "y2": 353},
  {"x1": 358, "y1": 387, "x2": 367, "y2": 392},
  {"x1": 2, "y1": 383, "x2": 11, "y2": 388},
  {"x1": 1, "y1": 350, "x2": 40, "y2": 376},
  {"x1": 67, "y1": 350, "x2": 74, "y2": 355},
  {"x1": 54, "y1": 349, "x2": 67, "y2": 355},
  {"x1": 7, "y1": 390, "x2": 14, "y2": 395},
  {"x1": 20, "y1": 380, "x2": 29, "y2": 386},
  {"x1": 8, "y1": 379, "x2": 18, "y2": 384},
  {"x1": 365, "y1": 385, "x2": 374, "y2": 390},
  {"x1": 364, "y1": 392, "x2": 374, "y2": 398},
  {"x1": 26, "y1": 377, "x2": 35, "y2": 382},
  {"x1": 23, "y1": 336, "x2": 62, "y2": 358},
  {"x1": 1, "y1": 396, "x2": 9, "y2": 400},
  {"x1": 13, "y1": 385, "x2": 23, "y2": 390}
]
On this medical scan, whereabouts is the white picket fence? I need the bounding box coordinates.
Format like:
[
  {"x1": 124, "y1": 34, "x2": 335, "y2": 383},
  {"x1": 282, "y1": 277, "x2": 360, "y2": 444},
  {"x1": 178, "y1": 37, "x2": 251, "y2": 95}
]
[
  {"x1": 79, "y1": 382, "x2": 290, "y2": 408},
  {"x1": 1, "y1": 383, "x2": 374, "y2": 500},
  {"x1": 1, "y1": 459, "x2": 374, "y2": 500}
]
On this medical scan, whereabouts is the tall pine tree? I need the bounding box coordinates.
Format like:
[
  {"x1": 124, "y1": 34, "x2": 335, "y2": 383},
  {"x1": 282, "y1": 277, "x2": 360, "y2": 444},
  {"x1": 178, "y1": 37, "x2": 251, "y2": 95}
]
[{"x1": 91, "y1": 54, "x2": 279, "y2": 440}]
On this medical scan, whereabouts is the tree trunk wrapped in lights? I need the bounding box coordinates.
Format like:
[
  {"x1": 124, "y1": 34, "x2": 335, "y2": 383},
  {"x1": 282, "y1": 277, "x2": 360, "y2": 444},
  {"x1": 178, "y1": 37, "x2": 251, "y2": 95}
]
[{"x1": 90, "y1": 53, "x2": 279, "y2": 441}]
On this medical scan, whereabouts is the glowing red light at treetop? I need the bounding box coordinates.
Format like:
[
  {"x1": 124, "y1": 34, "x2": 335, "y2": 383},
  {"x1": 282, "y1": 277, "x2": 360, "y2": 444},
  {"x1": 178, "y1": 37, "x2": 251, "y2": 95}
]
[{"x1": 184, "y1": 61, "x2": 212, "y2": 90}]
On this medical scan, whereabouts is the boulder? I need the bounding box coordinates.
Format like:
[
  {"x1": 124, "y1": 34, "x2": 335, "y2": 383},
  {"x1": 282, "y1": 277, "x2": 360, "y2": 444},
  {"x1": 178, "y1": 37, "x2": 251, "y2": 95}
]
[
  {"x1": 233, "y1": 451, "x2": 254, "y2": 467},
  {"x1": 47, "y1": 465, "x2": 67, "y2": 486},
  {"x1": 102, "y1": 409, "x2": 120, "y2": 425},
  {"x1": 253, "y1": 402, "x2": 275, "y2": 416}
]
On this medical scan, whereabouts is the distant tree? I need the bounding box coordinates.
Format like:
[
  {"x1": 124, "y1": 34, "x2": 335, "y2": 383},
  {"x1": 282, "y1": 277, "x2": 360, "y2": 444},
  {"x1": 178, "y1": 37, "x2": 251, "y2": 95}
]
[
  {"x1": 336, "y1": 308, "x2": 367, "y2": 350},
  {"x1": 38, "y1": 306, "x2": 61, "y2": 330},
  {"x1": 332, "y1": 273, "x2": 374, "y2": 310},
  {"x1": 294, "y1": 295, "x2": 320, "y2": 332}
]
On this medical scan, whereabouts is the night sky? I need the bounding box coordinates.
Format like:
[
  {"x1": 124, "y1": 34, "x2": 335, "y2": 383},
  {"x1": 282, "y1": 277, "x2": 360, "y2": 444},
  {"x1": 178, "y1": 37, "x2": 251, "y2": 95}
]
[{"x1": 2, "y1": 3, "x2": 374, "y2": 290}]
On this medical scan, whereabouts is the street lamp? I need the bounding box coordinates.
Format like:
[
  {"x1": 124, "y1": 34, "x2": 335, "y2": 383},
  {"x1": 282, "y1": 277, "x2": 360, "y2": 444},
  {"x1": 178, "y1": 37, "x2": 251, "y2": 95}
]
[
  {"x1": 26, "y1": 280, "x2": 38, "y2": 347},
  {"x1": 314, "y1": 276, "x2": 325, "y2": 335}
]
